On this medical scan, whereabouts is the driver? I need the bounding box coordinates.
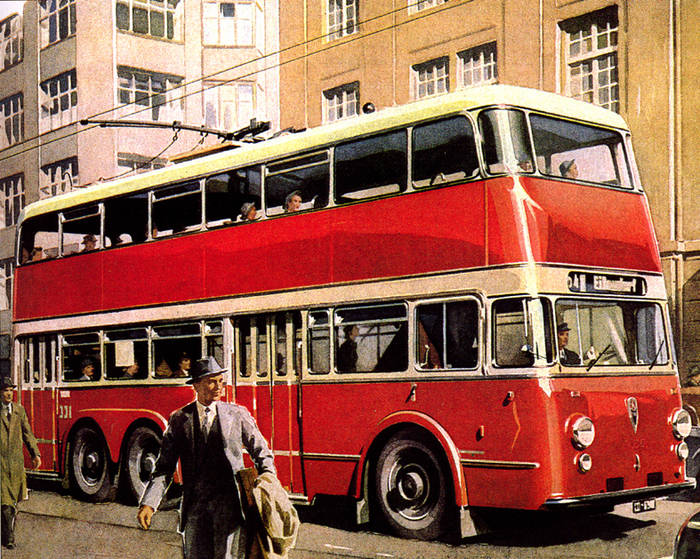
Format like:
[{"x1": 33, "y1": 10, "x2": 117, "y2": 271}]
[{"x1": 557, "y1": 323, "x2": 581, "y2": 365}]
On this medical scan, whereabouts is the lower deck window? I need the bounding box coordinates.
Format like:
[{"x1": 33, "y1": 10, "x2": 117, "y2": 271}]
[{"x1": 416, "y1": 299, "x2": 479, "y2": 370}]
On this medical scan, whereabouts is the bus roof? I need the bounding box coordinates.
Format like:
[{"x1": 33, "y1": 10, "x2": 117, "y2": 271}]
[{"x1": 19, "y1": 84, "x2": 630, "y2": 222}]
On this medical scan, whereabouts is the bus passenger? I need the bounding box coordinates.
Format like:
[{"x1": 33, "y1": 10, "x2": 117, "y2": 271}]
[
  {"x1": 78, "y1": 358, "x2": 97, "y2": 381},
  {"x1": 82, "y1": 234, "x2": 97, "y2": 252},
  {"x1": 337, "y1": 325, "x2": 359, "y2": 372},
  {"x1": 172, "y1": 352, "x2": 192, "y2": 378},
  {"x1": 239, "y1": 202, "x2": 259, "y2": 222},
  {"x1": 120, "y1": 362, "x2": 141, "y2": 379},
  {"x1": 284, "y1": 190, "x2": 302, "y2": 213},
  {"x1": 557, "y1": 323, "x2": 580, "y2": 365},
  {"x1": 560, "y1": 159, "x2": 579, "y2": 179}
]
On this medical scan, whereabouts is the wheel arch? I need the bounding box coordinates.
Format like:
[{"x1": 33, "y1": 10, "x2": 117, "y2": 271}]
[{"x1": 354, "y1": 411, "x2": 467, "y2": 509}]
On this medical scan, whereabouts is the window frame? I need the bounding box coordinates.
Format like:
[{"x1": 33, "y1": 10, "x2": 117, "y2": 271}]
[
  {"x1": 39, "y1": 69, "x2": 78, "y2": 132},
  {"x1": 40, "y1": 156, "x2": 78, "y2": 199},
  {"x1": 117, "y1": 66, "x2": 184, "y2": 122},
  {"x1": 116, "y1": 0, "x2": 182, "y2": 41},
  {"x1": 327, "y1": 0, "x2": 358, "y2": 41},
  {"x1": 0, "y1": 92, "x2": 23, "y2": 149},
  {"x1": 202, "y1": 0, "x2": 255, "y2": 46},
  {"x1": 0, "y1": 14, "x2": 23, "y2": 71},
  {"x1": 39, "y1": 0, "x2": 76, "y2": 48},
  {"x1": 1, "y1": 173, "x2": 24, "y2": 227},
  {"x1": 458, "y1": 42, "x2": 498, "y2": 89},
  {"x1": 412, "y1": 57, "x2": 449, "y2": 100}
]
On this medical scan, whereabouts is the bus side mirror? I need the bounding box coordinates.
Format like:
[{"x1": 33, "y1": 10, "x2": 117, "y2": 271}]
[{"x1": 674, "y1": 509, "x2": 700, "y2": 558}]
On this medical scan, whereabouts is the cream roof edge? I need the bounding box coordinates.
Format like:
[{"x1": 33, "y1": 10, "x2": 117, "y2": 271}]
[{"x1": 19, "y1": 84, "x2": 630, "y2": 223}]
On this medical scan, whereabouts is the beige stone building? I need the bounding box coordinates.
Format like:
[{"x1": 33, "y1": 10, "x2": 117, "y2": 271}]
[
  {"x1": 279, "y1": 0, "x2": 700, "y2": 382},
  {"x1": 0, "y1": 0, "x2": 280, "y2": 374}
]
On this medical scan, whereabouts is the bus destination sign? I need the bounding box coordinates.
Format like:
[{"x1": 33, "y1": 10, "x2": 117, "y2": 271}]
[{"x1": 567, "y1": 272, "x2": 646, "y2": 295}]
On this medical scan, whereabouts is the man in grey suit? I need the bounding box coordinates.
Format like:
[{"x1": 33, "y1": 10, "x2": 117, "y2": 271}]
[{"x1": 137, "y1": 356, "x2": 275, "y2": 559}]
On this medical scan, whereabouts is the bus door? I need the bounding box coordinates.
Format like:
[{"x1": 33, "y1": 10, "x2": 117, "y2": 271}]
[
  {"x1": 20, "y1": 335, "x2": 59, "y2": 473},
  {"x1": 233, "y1": 312, "x2": 304, "y2": 495}
]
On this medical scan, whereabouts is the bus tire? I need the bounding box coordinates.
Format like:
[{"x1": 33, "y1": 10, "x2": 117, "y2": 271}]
[
  {"x1": 374, "y1": 430, "x2": 450, "y2": 540},
  {"x1": 69, "y1": 426, "x2": 113, "y2": 502},
  {"x1": 123, "y1": 426, "x2": 162, "y2": 503}
]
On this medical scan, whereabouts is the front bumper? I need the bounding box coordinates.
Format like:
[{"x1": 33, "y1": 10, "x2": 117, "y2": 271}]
[{"x1": 543, "y1": 479, "x2": 696, "y2": 510}]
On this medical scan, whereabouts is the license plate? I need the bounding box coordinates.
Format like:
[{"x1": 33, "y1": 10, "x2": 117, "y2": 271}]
[{"x1": 632, "y1": 498, "x2": 656, "y2": 513}]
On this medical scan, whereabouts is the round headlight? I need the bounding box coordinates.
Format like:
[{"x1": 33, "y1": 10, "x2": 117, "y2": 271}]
[
  {"x1": 572, "y1": 416, "x2": 596, "y2": 449},
  {"x1": 672, "y1": 409, "x2": 693, "y2": 440},
  {"x1": 577, "y1": 453, "x2": 592, "y2": 473},
  {"x1": 677, "y1": 441, "x2": 690, "y2": 460}
]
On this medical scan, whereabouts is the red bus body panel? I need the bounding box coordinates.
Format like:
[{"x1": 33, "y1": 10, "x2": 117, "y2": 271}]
[{"x1": 13, "y1": 178, "x2": 659, "y2": 322}]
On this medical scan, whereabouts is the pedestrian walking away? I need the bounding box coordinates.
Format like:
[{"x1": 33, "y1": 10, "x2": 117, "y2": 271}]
[{"x1": 0, "y1": 376, "x2": 41, "y2": 550}]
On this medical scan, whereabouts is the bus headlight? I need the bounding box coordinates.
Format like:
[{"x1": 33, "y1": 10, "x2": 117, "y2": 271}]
[
  {"x1": 576, "y1": 453, "x2": 592, "y2": 473},
  {"x1": 571, "y1": 416, "x2": 596, "y2": 449},
  {"x1": 672, "y1": 409, "x2": 692, "y2": 440},
  {"x1": 676, "y1": 442, "x2": 690, "y2": 461}
]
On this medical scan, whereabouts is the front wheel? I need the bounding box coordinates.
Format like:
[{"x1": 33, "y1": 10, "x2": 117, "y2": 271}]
[
  {"x1": 374, "y1": 431, "x2": 451, "y2": 540},
  {"x1": 123, "y1": 427, "x2": 162, "y2": 503},
  {"x1": 69, "y1": 426, "x2": 113, "y2": 501}
]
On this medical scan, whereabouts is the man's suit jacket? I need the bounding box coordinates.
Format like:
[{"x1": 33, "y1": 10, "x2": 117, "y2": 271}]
[
  {"x1": 1, "y1": 402, "x2": 40, "y2": 506},
  {"x1": 141, "y1": 400, "x2": 275, "y2": 530},
  {"x1": 560, "y1": 347, "x2": 581, "y2": 365}
]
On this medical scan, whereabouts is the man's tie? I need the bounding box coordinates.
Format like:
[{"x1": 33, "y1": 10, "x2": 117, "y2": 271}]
[{"x1": 202, "y1": 407, "x2": 211, "y2": 438}]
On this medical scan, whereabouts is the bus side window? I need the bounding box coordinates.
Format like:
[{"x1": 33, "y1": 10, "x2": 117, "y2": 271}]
[
  {"x1": 152, "y1": 181, "x2": 202, "y2": 237},
  {"x1": 20, "y1": 212, "x2": 59, "y2": 263},
  {"x1": 62, "y1": 333, "x2": 101, "y2": 381},
  {"x1": 205, "y1": 167, "x2": 261, "y2": 227},
  {"x1": 104, "y1": 328, "x2": 148, "y2": 380},
  {"x1": 61, "y1": 205, "x2": 101, "y2": 256},
  {"x1": 152, "y1": 323, "x2": 201, "y2": 379},
  {"x1": 416, "y1": 300, "x2": 479, "y2": 370},
  {"x1": 308, "y1": 310, "x2": 330, "y2": 374},
  {"x1": 412, "y1": 117, "x2": 479, "y2": 188},
  {"x1": 236, "y1": 317, "x2": 253, "y2": 377},
  {"x1": 104, "y1": 191, "x2": 148, "y2": 247},
  {"x1": 265, "y1": 152, "x2": 329, "y2": 216},
  {"x1": 205, "y1": 321, "x2": 224, "y2": 373},
  {"x1": 334, "y1": 129, "x2": 407, "y2": 204},
  {"x1": 493, "y1": 299, "x2": 535, "y2": 368},
  {"x1": 334, "y1": 304, "x2": 408, "y2": 373}
]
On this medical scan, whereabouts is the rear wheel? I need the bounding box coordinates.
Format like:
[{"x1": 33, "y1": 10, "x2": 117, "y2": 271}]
[
  {"x1": 69, "y1": 426, "x2": 113, "y2": 501},
  {"x1": 374, "y1": 430, "x2": 451, "y2": 540},
  {"x1": 123, "y1": 427, "x2": 162, "y2": 503}
]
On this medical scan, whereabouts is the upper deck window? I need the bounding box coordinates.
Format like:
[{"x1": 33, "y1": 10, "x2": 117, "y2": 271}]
[
  {"x1": 411, "y1": 116, "x2": 478, "y2": 188},
  {"x1": 105, "y1": 191, "x2": 148, "y2": 247},
  {"x1": 556, "y1": 299, "x2": 669, "y2": 368},
  {"x1": 530, "y1": 114, "x2": 632, "y2": 188},
  {"x1": 152, "y1": 181, "x2": 202, "y2": 237},
  {"x1": 334, "y1": 129, "x2": 407, "y2": 203},
  {"x1": 265, "y1": 152, "x2": 329, "y2": 215},
  {"x1": 20, "y1": 212, "x2": 59, "y2": 263},
  {"x1": 478, "y1": 109, "x2": 533, "y2": 175},
  {"x1": 61, "y1": 205, "x2": 101, "y2": 256},
  {"x1": 205, "y1": 167, "x2": 261, "y2": 227}
]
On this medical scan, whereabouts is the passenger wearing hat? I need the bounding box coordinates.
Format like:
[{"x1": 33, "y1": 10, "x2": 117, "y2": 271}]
[
  {"x1": 0, "y1": 377, "x2": 41, "y2": 549},
  {"x1": 81, "y1": 233, "x2": 97, "y2": 252},
  {"x1": 557, "y1": 323, "x2": 581, "y2": 365},
  {"x1": 138, "y1": 357, "x2": 275, "y2": 559},
  {"x1": 559, "y1": 159, "x2": 579, "y2": 179}
]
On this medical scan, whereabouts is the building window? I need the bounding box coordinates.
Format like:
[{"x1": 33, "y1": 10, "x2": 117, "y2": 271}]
[
  {"x1": 327, "y1": 0, "x2": 357, "y2": 41},
  {"x1": 204, "y1": 82, "x2": 255, "y2": 130},
  {"x1": 1, "y1": 174, "x2": 24, "y2": 227},
  {"x1": 117, "y1": 153, "x2": 167, "y2": 176},
  {"x1": 40, "y1": 157, "x2": 78, "y2": 199},
  {"x1": 39, "y1": 0, "x2": 76, "y2": 48},
  {"x1": 0, "y1": 92, "x2": 23, "y2": 149},
  {"x1": 39, "y1": 69, "x2": 77, "y2": 132},
  {"x1": 116, "y1": 0, "x2": 182, "y2": 40},
  {"x1": 412, "y1": 57, "x2": 448, "y2": 100},
  {"x1": 323, "y1": 82, "x2": 359, "y2": 123},
  {"x1": 561, "y1": 7, "x2": 619, "y2": 112},
  {"x1": 458, "y1": 42, "x2": 497, "y2": 88},
  {"x1": 410, "y1": 0, "x2": 446, "y2": 14},
  {"x1": 117, "y1": 66, "x2": 184, "y2": 121},
  {"x1": 0, "y1": 14, "x2": 23, "y2": 71},
  {"x1": 202, "y1": 0, "x2": 254, "y2": 45}
]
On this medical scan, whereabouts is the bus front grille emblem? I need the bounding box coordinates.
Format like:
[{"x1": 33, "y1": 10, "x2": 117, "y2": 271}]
[{"x1": 626, "y1": 397, "x2": 639, "y2": 433}]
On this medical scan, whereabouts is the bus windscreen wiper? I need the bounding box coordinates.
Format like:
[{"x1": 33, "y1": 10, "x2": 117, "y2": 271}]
[
  {"x1": 587, "y1": 343, "x2": 612, "y2": 371},
  {"x1": 648, "y1": 339, "x2": 666, "y2": 370}
]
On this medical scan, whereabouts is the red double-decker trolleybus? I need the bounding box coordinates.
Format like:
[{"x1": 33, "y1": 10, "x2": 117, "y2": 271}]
[{"x1": 12, "y1": 85, "x2": 694, "y2": 539}]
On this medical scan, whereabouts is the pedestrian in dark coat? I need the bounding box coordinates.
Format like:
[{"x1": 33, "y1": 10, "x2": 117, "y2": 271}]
[
  {"x1": 0, "y1": 377, "x2": 41, "y2": 549},
  {"x1": 137, "y1": 357, "x2": 276, "y2": 559}
]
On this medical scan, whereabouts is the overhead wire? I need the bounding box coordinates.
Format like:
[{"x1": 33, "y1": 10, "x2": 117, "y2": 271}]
[{"x1": 0, "y1": 0, "x2": 472, "y2": 164}]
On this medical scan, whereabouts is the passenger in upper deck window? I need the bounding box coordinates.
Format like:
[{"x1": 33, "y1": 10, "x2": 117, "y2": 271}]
[
  {"x1": 81, "y1": 234, "x2": 97, "y2": 252},
  {"x1": 284, "y1": 190, "x2": 302, "y2": 213},
  {"x1": 239, "y1": 202, "x2": 260, "y2": 222},
  {"x1": 560, "y1": 159, "x2": 579, "y2": 179}
]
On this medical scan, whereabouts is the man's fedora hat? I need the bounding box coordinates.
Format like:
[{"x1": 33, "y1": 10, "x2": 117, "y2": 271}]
[
  {"x1": 0, "y1": 376, "x2": 16, "y2": 390},
  {"x1": 557, "y1": 322, "x2": 572, "y2": 333},
  {"x1": 187, "y1": 356, "x2": 227, "y2": 384}
]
